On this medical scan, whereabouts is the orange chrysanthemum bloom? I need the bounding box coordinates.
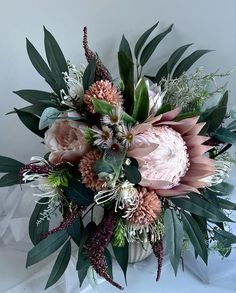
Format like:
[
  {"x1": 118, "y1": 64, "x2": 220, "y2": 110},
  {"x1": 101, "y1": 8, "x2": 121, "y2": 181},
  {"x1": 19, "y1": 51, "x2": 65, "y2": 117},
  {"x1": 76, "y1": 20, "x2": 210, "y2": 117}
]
[
  {"x1": 79, "y1": 149, "x2": 104, "y2": 191},
  {"x1": 83, "y1": 80, "x2": 122, "y2": 113},
  {"x1": 127, "y1": 187, "x2": 161, "y2": 226}
]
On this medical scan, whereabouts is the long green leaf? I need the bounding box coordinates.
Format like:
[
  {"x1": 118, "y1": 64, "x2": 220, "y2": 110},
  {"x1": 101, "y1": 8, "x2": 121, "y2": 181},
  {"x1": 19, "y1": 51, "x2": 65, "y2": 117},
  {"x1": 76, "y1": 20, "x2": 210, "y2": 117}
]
[
  {"x1": 91, "y1": 99, "x2": 136, "y2": 124},
  {"x1": 26, "y1": 39, "x2": 59, "y2": 94},
  {"x1": 14, "y1": 108, "x2": 45, "y2": 138},
  {"x1": 140, "y1": 24, "x2": 173, "y2": 67},
  {"x1": 167, "y1": 44, "x2": 193, "y2": 74},
  {"x1": 181, "y1": 212, "x2": 208, "y2": 264},
  {"x1": 218, "y1": 198, "x2": 236, "y2": 210},
  {"x1": 44, "y1": 27, "x2": 68, "y2": 75},
  {"x1": 45, "y1": 240, "x2": 71, "y2": 289},
  {"x1": 64, "y1": 179, "x2": 94, "y2": 206},
  {"x1": 0, "y1": 173, "x2": 20, "y2": 187},
  {"x1": 132, "y1": 78, "x2": 149, "y2": 122},
  {"x1": 77, "y1": 252, "x2": 90, "y2": 287},
  {"x1": 29, "y1": 198, "x2": 50, "y2": 245},
  {"x1": 7, "y1": 104, "x2": 48, "y2": 116},
  {"x1": 0, "y1": 156, "x2": 24, "y2": 173},
  {"x1": 120, "y1": 35, "x2": 133, "y2": 61},
  {"x1": 13, "y1": 90, "x2": 54, "y2": 104},
  {"x1": 200, "y1": 91, "x2": 228, "y2": 133},
  {"x1": 209, "y1": 182, "x2": 234, "y2": 196},
  {"x1": 83, "y1": 59, "x2": 96, "y2": 91},
  {"x1": 112, "y1": 241, "x2": 128, "y2": 284},
  {"x1": 134, "y1": 22, "x2": 159, "y2": 59},
  {"x1": 171, "y1": 194, "x2": 233, "y2": 222},
  {"x1": 164, "y1": 209, "x2": 183, "y2": 275},
  {"x1": 154, "y1": 62, "x2": 168, "y2": 84},
  {"x1": 214, "y1": 229, "x2": 236, "y2": 245},
  {"x1": 226, "y1": 120, "x2": 236, "y2": 131},
  {"x1": 26, "y1": 230, "x2": 69, "y2": 267},
  {"x1": 118, "y1": 51, "x2": 134, "y2": 114},
  {"x1": 172, "y1": 50, "x2": 212, "y2": 78},
  {"x1": 67, "y1": 218, "x2": 82, "y2": 246},
  {"x1": 213, "y1": 127, "x2": 236, "y2": 146}
]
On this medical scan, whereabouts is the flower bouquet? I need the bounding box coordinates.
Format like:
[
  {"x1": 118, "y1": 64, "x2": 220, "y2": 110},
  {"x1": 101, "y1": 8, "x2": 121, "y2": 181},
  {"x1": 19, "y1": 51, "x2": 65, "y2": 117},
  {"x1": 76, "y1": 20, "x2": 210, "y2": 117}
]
[{"x1": 1, "y1": 22, "x2": 236, "y2": 290}]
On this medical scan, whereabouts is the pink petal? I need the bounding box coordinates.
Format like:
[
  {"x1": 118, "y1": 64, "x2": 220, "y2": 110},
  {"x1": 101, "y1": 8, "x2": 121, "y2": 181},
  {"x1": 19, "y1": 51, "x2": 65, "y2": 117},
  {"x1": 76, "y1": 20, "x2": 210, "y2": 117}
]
[
  {"x1": 155, "y1": 183, "x2": 199, "y2": 197},
  {"x1": 127, "y1": 143, "x2": 158, "y2": 158},
  {"x1": 185, "y1": 122, "x2": 205, "y2": 136}
]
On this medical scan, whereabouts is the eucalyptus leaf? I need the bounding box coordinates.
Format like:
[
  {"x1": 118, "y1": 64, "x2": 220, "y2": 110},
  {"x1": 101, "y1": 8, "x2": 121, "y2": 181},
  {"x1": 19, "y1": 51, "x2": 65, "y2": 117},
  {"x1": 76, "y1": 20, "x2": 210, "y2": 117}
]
[
  {"x1": 26, "y1": 230, "x2": 69, "y2": 267},
  {"x1": 13, "y1": 90, "x2": 54, "y2": 104},
  {"x1": 181, "y1": 211, "x2": 208, "y2": 264},
  {"x1": 0, "y1": 156, "x2": 24, "y2": 173},
  {"x1": 39, "y1": 107, "x2": 61, "y2": 130},
  {"x1": 83, "y1": 59, "x2": 96, "y2": 91},
  {"x1": 171, "y1": 194, "x2": 233, "y2": 222},
  {"x1": 154, "y1": 62, "x2": 168, "y2": 84},
  {"x1": 7, "y1": 104, "x2": 47, "y2": 116},
  {"x1": 0, "y1": 173, "x2": 20, "y2": 187},
  {"x1": 226, "y1": 120, "x2": 236, "y2": 131},
  {"x1": 140, "y1": 24, "x2": 173, "y2": 67},
  {"x1": 118, "y1": 51, "x2": 134, "y2": 114},
  {"x1": 14, "y1": 108, "x2": 45, "y2": 138},
  {"x1": 112, "y1": 241, "x2": 128, "y2": 284},
  {"x1": 77, "y1": 252, "x2": 90, "y2": 287},
  {"x1": 218, "y1": 198, "x2": 236, "y2": 210},
  {"x1": 67, "y1": 218, "x2": 82, "y2": 246},
  {"x1": 29, "y1": 198, "x2": 49, "y2": 245},
  {"x1": 64, "y1": 179, "x2": 94, "y2": 206},
  {"x1": 164, "y1": 209, "x2": 183, "y2": 275},
  {"x1": 213, "y1": 127, "x2": 236, "y2": 146},
  {"x1": 132, "y1": 78, "x2": 149, "y2": 122},
  {"x1": 91, "y1": 99, "x2": 136, "y2": 124},
  {"x1": 172, "y1": 50, "x2": 212, "y2": 78},
  {"x1": 208, "y1": 182, "x2": 234, "y2": 196},
  {"x1": 200, "y1": 91, "x2": 228, "y2": 133},
  {"x1": 124, "y1": 165, "x2": 141, "y2": 184},
  {"x1": 26, "y1": 39, "x2": 59, "y2": 95},
  {"x1": 45, "y1": 240, "x2": 71, "y2": 289},
  {"x1": 44, "y1": 26, "x2": 68, "y2": 82},
  {"x1": 119, "y1": 35, "x2": 132, "y2": 61},
  {"x1": 214, "y1": 229, "x2": 236, "y2": 245},
  {"x1": 167, "y1": 44, "x2": 193, "y2": 74},
  {"x1": 134, "y1": 22, "x2": 159, "y2": 59}
]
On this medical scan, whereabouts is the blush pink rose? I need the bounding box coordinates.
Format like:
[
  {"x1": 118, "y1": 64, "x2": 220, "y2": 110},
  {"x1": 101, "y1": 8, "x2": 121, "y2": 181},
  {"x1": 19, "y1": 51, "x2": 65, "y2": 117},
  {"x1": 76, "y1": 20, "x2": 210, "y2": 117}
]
[{"x1": 44, "y1": 115, "x2": 89, "y2": 164}]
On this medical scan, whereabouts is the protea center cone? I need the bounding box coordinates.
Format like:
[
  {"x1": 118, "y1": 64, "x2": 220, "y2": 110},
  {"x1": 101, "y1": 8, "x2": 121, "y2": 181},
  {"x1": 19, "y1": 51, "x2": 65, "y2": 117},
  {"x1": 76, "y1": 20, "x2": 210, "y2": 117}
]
[{"x1": 128, "y1": 108, "x2": 214, "y2": 196}]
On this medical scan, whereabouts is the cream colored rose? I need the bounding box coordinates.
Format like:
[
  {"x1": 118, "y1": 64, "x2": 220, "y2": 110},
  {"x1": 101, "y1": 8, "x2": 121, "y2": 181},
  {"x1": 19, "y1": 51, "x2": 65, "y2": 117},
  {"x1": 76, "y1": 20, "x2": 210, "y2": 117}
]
[{"x1": 44, "y1": 115, "x2": 89, "y2": 164}]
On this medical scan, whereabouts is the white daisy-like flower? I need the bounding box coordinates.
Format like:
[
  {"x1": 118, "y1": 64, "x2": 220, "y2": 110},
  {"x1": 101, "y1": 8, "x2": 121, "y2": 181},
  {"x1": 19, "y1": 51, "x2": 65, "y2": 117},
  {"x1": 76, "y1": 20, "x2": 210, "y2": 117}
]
[
  {"x1": 92, "y1": 125, "x2": 113, "y2": 147},
  {"x1": 102, "y1": 107, "x2": 122, "y2": 125},
  {"x1": 117, "y1": 124, "x2": 136, "y2": 148}
]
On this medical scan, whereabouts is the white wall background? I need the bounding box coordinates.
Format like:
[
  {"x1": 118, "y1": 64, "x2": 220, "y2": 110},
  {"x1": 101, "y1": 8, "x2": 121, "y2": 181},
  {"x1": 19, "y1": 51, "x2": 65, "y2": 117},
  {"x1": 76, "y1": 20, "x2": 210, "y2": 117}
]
[{"x1": 0, "y1": 0, "x2": 235, "y2": 163}]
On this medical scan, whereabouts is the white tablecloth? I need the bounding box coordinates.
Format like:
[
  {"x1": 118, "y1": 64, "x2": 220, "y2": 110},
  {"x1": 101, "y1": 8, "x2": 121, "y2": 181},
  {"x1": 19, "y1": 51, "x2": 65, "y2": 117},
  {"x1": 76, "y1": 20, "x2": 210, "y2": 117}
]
[{"x1": 0, "y1": 169, "x2": 235, "y2": 293}]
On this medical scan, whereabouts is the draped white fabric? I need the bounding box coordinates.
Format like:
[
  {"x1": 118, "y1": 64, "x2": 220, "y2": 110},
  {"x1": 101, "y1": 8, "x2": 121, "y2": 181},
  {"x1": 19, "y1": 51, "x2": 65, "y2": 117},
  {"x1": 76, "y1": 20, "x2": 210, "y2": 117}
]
[{"x1": 0, "y1": 168, "x2": 235, "y2": 293}]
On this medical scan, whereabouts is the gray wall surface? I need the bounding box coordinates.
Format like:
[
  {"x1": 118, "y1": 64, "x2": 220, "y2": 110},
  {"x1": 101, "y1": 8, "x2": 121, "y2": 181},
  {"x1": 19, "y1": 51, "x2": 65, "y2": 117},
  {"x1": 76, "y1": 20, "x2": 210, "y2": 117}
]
[{"x1": 0, "y1": 0, "x2": 235, "y2": 162}]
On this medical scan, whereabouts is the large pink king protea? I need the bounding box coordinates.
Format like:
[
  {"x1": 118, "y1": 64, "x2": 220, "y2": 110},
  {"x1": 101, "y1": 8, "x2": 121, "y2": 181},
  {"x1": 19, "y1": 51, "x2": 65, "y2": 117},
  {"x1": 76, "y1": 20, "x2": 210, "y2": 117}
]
[{"x1": 127, "y1": 108, "x2": 214, "y2": 196}]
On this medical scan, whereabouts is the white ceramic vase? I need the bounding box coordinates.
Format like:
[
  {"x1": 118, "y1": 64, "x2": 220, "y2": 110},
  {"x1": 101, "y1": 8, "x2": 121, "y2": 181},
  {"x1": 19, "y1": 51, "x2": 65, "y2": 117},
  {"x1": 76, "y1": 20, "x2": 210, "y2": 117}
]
[{"x1": 128, "y1": 241, "x2": 153, "y2": 263}]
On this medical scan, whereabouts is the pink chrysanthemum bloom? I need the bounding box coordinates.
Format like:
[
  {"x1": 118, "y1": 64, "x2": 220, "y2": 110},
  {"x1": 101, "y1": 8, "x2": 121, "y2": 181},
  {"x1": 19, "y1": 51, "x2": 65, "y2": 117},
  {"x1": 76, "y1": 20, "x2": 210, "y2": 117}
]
[
  {"x1": 127, "y1": 187, "x2": 161, "y2": 225},
  {"x1": 83, "y1": 80, "x2": 122, "y2": 113},
  {"x1": 79, "y1": 149, "x2": 105, "y2": 191},
  {"x1": 127, "y1": 108, "x2": 214, "y2": 196}
]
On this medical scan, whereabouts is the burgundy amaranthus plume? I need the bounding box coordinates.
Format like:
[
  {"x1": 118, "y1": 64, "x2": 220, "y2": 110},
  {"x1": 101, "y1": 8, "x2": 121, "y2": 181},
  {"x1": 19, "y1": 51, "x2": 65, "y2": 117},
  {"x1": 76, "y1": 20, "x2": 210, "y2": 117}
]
[
  {"x1": 43, "y1": 205, "x2": 84, "y2": 238},
  {"x1": 85, "y1": 211, "x2": 123, "y2": 290},
  {"x1": 83, "y1": 26, "x2": 112, "y2": 82},
  {"x1": 149, "y1": 238, "x2": 164, "y2": 281},
  {"x1": 19, "y1": 163, "x2": 53, "y2": 183}
]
